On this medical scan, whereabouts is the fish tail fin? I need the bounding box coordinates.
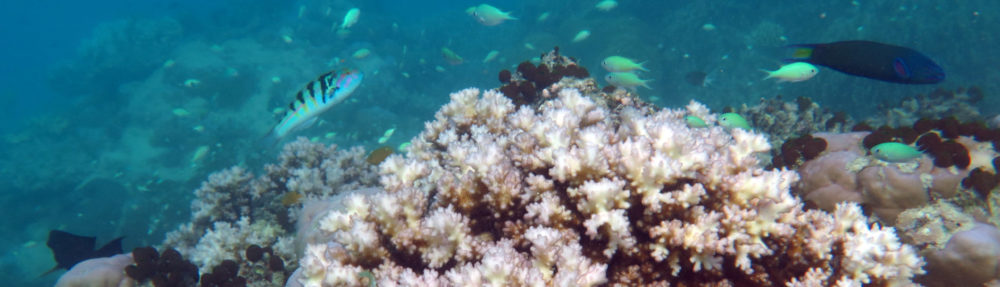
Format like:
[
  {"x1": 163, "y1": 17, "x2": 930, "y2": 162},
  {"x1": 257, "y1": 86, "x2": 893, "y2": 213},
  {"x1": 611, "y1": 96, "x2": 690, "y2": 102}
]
[
  {"x1": 642, "y1": 79, "x2": 653, "y2": 90},
  {"x1": 760, "y1": 69, "x2": 774, "y2": 80},
  {"x1": 259, "y1": 127, "x2": 284, "y2": 148},
  {"x1": 638, "y1": 61, "x2": 649, "y2": 72}
]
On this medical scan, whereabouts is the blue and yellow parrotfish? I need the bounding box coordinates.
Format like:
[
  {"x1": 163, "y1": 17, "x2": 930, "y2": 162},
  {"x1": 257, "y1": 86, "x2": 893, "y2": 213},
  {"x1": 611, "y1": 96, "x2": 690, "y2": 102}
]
[
  {"x1": 267, "y1": 69, "x2": 363, "y2": 145},
  {"x1": 788, "y1": 40, "x2": 944, "y2": 84}
]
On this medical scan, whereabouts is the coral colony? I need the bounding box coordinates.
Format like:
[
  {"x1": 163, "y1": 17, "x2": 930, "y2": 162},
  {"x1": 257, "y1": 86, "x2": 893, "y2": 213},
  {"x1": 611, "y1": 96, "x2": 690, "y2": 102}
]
[{"x1": 56, "y1": 50, "x2": 1000, "y2": 287}]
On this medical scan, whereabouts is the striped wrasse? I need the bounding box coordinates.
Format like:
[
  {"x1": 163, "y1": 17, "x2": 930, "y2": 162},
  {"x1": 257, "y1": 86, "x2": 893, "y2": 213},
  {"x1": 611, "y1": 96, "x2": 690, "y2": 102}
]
[{"x1": 267, "y1": 69, "x2": 363, "y2": 144}]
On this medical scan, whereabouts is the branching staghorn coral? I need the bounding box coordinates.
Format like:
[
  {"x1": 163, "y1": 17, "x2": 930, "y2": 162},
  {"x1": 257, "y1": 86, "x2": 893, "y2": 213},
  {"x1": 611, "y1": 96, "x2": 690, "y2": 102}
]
[{"x1": 291, "y1": 83, "x2": 924, "y2": 286}]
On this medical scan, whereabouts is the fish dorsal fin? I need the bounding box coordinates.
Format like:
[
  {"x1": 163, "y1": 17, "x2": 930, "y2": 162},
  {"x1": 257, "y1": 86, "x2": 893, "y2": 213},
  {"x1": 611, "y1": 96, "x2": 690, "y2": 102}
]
[
  {"x1": 39, "y1": 265, "x2": 61, "y2": 278},
  {"x1": 94, "y1": 236, "x2": 124, "y2": 258},
  {"x1": 47, "y1": 230, "x2": 97, "y2": 270}
]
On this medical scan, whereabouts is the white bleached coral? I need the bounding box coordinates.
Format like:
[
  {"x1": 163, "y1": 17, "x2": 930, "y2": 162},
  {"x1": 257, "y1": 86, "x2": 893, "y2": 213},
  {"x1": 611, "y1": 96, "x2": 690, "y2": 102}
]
[
  {"x1": 291, "y1": 83, "x2": 924, "y2": 286},
  {"x1": 163, "y1": 138, "x2": 379, "y2": 277}
]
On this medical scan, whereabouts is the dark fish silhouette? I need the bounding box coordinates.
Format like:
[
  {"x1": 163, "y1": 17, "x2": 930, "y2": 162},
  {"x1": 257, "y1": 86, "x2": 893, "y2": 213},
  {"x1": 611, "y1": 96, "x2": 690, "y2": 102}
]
[
  {"x1": 42, "y1": 230, "x2": 124, "y2": 276},
  {"x1": 788, "y1": 40, "x2": 944, "y2": 84}
]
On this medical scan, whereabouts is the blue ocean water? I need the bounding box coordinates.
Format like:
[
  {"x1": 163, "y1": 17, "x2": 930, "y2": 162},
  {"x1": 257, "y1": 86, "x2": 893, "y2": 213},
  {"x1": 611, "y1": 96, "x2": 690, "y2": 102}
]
[{"x1": 1, "y1": 0, "x2": 997, "y2": 285}]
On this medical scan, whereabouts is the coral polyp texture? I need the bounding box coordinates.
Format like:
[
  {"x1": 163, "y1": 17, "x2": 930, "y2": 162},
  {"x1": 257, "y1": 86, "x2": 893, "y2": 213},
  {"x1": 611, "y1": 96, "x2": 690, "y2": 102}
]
[
  {"x1": 162, "y1": 139, "x2": 379, "y2": 286},
  {"x1": 289, "y1": 84, "x2": 924, "y2": 286}
]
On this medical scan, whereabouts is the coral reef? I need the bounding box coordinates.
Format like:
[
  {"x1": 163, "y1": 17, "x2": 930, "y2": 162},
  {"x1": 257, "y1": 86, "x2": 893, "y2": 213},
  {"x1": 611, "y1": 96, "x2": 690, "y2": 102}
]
[
  {"x1": 770, "y1": 134, "x2": 828, "y2": 169},
  {"x1": 289, "y1": 83, "x2": 923, "y2": 286},
  {"x1": 498, "y1": 47, "x2": 590, "y2": 107},
  {"x1": 869, "y1": 86, "x2": 986, "y2": 128},
  {"x1": 895, "y1": 202, "x2": 1000, "y2": 286},
  {"x1": 161, "y1": 138, "x2": 379, "y2": 286},
  {"x1": 56, "y1": 254, "x2": 137, "y2": 287},
  {"x1": 794, "y1": 124, "x2": 1000, "y2": 285},
  {"x1": 125, "y1": 246, "x2": 199, "y2": 287},
  {"x1": 795, "y1": 131, "x2": 998, "y2": 222},
  {"x1": 737, "y1": 95, "x2": 854, "y2": 147}
]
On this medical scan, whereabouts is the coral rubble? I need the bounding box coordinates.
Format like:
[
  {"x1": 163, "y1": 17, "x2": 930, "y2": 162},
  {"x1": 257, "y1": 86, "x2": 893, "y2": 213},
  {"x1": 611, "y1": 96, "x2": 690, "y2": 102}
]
[{"x1": 289, "y1": 83, "x2": 923, "y2": 286}]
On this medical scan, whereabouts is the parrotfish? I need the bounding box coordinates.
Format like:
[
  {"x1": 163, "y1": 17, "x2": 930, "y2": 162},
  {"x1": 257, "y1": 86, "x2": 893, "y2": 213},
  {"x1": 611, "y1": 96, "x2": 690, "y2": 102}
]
[
  {"x1": 602, "y1": 56, "x2": 648, "y2": 72},
  {"x1": 472, "y1": 4, "x2": 517, "y2": 26},
  {"x1": 761, "y1": 62, "x2": 818, "y2": 83},
  {"x1": 605, "y1": 72, "x2": 651, "y2": 90},
  {"x1": 870, "y1": 142, "x2": 923, "y2": 162},
  {"x1": 267, "y1": 69, "x2": 363, "y2": 145},
  {"x1": 719, "y1": 113, "x2": 751, "y2": 130},
  {"x1": 788, "y1": 40, "x2": 944, "y2": 84}
]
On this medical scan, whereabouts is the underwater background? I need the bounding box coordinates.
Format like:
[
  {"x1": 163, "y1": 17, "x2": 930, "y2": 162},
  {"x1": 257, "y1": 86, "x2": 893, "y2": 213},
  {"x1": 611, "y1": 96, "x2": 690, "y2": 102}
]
[{"x1": 2, "y1": 0, "x2": 998, "y2": 285}]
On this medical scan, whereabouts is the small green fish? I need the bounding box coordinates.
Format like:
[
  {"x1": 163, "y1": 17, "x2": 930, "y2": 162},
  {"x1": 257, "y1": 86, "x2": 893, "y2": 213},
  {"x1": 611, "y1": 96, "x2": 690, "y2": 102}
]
[
  {"x1": 870, "y1": 142, "x2": 923, "y2": 162},
  {"x1": 719, "y1": 113, "x2": 750, "y2": 130},
  {"x1": 604, "y1": 72, "x2": 651, "y2": 90},
  {"x1": 472, "y1": 4, "x2": 517, "y2": 26},
  {"x1": 761, "y1": 62, "x2": 818, "y2": 83},
  {"x1": 602, "y1": 56, "x2": 648, "y2": 72},
  {"x1": 685, "y1": 116, "x2": 708, "y2": 128}
]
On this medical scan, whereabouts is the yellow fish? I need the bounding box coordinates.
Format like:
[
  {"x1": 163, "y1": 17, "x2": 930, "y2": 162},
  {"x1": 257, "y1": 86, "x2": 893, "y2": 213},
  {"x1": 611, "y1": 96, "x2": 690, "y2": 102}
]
[{"x1": 472, "y1": 4, "x2": 517, "y2": 26}]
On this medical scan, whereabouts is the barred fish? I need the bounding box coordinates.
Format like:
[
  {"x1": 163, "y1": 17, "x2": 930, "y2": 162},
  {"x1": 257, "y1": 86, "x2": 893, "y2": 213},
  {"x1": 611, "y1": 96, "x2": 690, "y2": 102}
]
[{"x1": 267, "y1": 69, "x2": 363, "y2": 145}]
